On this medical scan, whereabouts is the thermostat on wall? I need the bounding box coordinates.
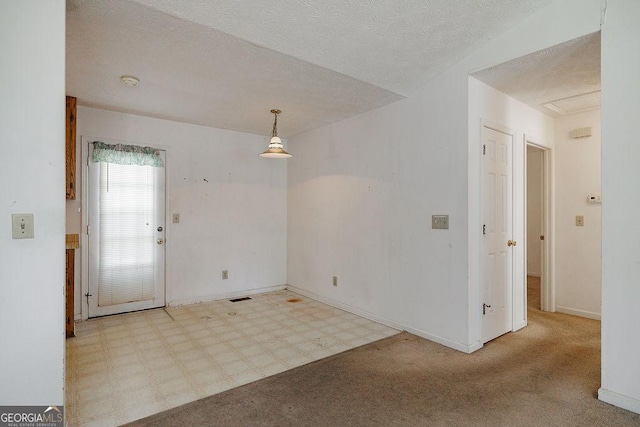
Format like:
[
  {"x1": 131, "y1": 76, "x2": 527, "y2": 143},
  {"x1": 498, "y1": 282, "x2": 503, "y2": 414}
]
[{"x1": 587, "y1": 193, "x2": 601, "y2": 204}]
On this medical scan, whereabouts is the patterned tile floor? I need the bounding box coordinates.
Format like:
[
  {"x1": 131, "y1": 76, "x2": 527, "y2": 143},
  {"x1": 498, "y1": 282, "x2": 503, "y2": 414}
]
[{"x1": 65, "y1": 290, "x2": 399, "y2": 426}]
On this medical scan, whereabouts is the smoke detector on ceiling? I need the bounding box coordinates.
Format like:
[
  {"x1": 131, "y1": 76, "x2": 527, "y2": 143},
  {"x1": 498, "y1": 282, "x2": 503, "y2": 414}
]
[{"x1": 120, "y1": 75, "x2": 140, "y2": 87}]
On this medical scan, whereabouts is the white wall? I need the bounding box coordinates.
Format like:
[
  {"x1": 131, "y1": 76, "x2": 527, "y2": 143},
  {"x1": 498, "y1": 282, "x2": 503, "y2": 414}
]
[
  {"x1": 0, "y1": 1, "x2": 65, "y2": 405},
  {"x1": 599, "y1": 0, "x2": 640, "y2": 414},
  {"x1": 554, "y1": 109, "x2": 602, "y2": 319},
  {"x1": 288, "y1": 0, "x2": 596, "y2": 353},
  {"x1": 527, "y1": 146, "x2": 543, "y2": 277},
  {"x1": 288, "y1": 70, "x2": 472, "y2": 350},
  {"x1": 67, "y1": 107, "x2": 287, "y2": 314}
]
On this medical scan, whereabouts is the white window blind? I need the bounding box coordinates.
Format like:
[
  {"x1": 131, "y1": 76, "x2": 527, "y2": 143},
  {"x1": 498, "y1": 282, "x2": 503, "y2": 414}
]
[{"x1": 98, "y1": 162, "x2": 156, "y2": 306}]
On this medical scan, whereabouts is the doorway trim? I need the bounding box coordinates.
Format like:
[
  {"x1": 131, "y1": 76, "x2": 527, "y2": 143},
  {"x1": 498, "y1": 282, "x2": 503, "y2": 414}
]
[
  {"x1": 481, "y1": 122, "x2": 516, "y2": 343},
  {"x1": 525, "y1": 135, "x2": 554, "y2": 312},
  {"x1": 478, "y1": 119, "x2": 527, "y2": 342},
  {"x1": 80, "y1": 135, "x2": 171, "y2": 320}
]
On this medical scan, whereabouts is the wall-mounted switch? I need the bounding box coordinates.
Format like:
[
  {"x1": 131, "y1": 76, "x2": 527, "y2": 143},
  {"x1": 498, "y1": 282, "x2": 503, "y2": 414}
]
[
  {"x1": 12, "y1": 214, "x2": 34, "y2": 239},
  {"x1": 575, "y1": 215, "x2": 585, "y2": 227},
  {"x1": 172, "y1": 213, "x2": 180, "y2": 224},
  {"x1": 432, "y1": 215, "x2": 449, "y2": 230},
  {"x1": 222, "y1": 270, "x2": 228, "y2": 280},
  {"x1": 333, "y1": 276, "x2": 338, "y2": 287}
]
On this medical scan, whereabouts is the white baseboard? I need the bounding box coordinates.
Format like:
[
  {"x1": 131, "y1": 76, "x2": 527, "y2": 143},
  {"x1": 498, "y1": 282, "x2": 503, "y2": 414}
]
[
  {"x1": 404, "y1": 326, "x2": 482, "y2": 354},
  {"x1": 513, "y1": 319, "x2": 527, "y2": 331},
  {"x1": 286, "y1": 285, "x2": 404, "y2": 331},
  {"x1": 167, "y1": 284, "x2": 286, "y2": 307},
  {"x1": 556, "y1": 306, "x2": 601, "y2": 321},
  {"x1": 599, "y1": 388, "x2": 640, "y2": 415},
  {"x1": 287, "y1": 285, "x2": 479, "y2": 354},
  {"x1": 467, "y1": 341, "x2": 484, "y2": 353}
]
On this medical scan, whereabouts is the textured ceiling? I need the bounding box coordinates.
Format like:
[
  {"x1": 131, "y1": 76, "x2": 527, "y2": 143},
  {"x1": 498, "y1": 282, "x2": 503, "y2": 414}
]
[
  {"x1": 127, "y1": 0, "x2": 555, "y2": 94},
  {"x1": 66, "y1": 0, "x2": 402, "y2": 137},
  {"x1": 67, "y1": 0, "x2": 556, "y2": 137},
  {"x1": 472, "y1": 32, "x2": 601, "y2": 117}
]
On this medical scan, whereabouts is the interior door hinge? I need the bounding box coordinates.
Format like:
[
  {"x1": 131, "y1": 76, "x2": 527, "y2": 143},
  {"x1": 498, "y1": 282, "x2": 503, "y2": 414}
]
[
  {"x1": 483, "y1": 144, "x2": 486, "y2": 155},
  {"x1": 86, "y1": 225, "x2": 90, "y2": 235},
  {"x1": 483, "y1": 303, "x2": 491, "y2": 315},
  {"x1": 84, "y1": 292, "x2": 92, "y2": 306},
  {"x1": 483, "y1": 224, "x2": 486, "y2": 235}
]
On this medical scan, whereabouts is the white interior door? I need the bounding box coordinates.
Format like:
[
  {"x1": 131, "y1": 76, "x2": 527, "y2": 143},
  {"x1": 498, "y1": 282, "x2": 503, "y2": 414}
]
[
  {"x1": 482, "y1": 126, "x2": 514, "y2": 343},
  {"x1": 87, "y1": 141, "x2": 166, "y2": 317}
]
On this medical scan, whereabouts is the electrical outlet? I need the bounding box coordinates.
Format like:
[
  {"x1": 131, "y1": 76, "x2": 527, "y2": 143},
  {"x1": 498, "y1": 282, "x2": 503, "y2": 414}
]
[
  {"x1": 432, "y1": 215, "x2": 449, "y2": 230},
  {"x1": 575, "y1": 215, "x2": 584, "y2": 227},
  {"x1": 172, "y1": 213, "x2": 180, "y2": 224},
  {"x1": 333, "y1": 276, "x2": 338, "y2": 287},
  {"x1": 222, "y1": 270, "x2": 228, "y2": 280}
]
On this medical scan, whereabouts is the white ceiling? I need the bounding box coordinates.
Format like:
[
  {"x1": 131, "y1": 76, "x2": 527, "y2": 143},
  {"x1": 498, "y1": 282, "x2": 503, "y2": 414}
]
[
  {"x1": 66, "y1": 0, "x2": 557, "y2": 137},
  {"x1": 472, "y1": 32, "x2": 601, "y2": 117}
]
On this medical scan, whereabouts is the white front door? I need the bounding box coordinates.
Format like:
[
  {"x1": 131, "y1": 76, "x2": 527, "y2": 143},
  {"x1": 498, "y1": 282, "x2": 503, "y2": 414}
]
[
  {"x1": 482, "y1": 126, "x2": 514, "y2": 343},
  {"x1": 87, "y1": 141, "x2": 166, "y2": 317}
]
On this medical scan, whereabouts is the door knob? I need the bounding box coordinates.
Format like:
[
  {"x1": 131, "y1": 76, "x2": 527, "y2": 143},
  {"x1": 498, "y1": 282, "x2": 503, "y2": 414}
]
[
  {"x1": 507, "y1": 240, "x2": 517, "y2": 247},
  {"x1": 157, "y1": 238, "x2": 164, "y2": 245}
]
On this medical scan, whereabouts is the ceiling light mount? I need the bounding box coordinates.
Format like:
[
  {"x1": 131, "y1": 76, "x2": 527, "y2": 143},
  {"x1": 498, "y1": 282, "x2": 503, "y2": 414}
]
[
  {"x1": 120, "y1": 75, "x2": 140, "y2": 87},
  {"x1": 260, "y1": 109, "x2": 292, "y2": 159}
]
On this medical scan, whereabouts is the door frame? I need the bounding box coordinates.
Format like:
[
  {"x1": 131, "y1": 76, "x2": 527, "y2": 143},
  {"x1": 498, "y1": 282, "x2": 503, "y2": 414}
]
[
  {"x1": 80, "y1": 136, "x2": 171, "y2": 320},
  {"x1": 481, "y1": 123, "x2": 515, "y2": 343},
  {"x1": 479, "y1": 120, "x2": 526, "y2": 342},
  {"x1": 525, "y1": 136, "x2": 554, "y2": 312}
]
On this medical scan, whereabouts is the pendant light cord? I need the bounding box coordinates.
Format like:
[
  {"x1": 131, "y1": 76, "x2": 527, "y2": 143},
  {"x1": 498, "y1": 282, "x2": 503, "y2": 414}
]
[{"x1": 272, "y1": 112, "x2": 278, "y2": 138}]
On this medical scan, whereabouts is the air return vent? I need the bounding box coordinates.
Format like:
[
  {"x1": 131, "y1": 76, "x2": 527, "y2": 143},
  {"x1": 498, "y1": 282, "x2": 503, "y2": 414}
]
[{"x1": 570, "y1": 127, "x2": 592, "y2": 138}]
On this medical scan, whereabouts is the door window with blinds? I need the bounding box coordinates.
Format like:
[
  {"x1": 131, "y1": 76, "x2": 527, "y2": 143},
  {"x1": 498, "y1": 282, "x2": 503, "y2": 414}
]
[{"x1": 87, "y1": 140, "x2": 166, "y2": 317}]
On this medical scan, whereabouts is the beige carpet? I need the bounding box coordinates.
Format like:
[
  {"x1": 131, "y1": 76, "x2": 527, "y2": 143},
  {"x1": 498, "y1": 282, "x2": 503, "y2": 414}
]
[{"x1": 126, "y1": 278, "x2": 640, "y2": 426}]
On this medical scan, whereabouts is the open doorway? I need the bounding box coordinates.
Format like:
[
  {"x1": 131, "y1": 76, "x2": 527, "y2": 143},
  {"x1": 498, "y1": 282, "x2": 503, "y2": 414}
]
[
  {"x1": 526, "y1": 144, "x2": 546, "y2": 314},
  {"x1": 472, "y1": 31, "x2": 601, "y2": 323}
]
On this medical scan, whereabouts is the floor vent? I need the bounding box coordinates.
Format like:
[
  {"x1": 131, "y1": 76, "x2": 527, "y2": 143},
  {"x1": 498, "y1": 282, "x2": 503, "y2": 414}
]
[{"x1": 229, "y1": 296, "x2": 252, "y2": 303}]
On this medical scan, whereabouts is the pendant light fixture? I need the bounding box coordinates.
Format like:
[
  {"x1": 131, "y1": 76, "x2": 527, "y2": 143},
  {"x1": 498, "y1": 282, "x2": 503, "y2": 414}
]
[{"x1": 260, "y1": 109, "x2": 292, "y2": 158}]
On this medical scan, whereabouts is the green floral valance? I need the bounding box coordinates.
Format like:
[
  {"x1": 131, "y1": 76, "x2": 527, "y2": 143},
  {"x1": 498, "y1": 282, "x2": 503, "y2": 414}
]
[{"x1": 92, "y1": 141, "x2": 164, "y2": 168}]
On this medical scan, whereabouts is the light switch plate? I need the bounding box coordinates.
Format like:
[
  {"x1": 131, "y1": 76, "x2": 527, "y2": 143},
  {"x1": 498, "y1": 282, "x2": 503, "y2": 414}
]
[
  {"x1": 432, "y1": 215, "x2": 449, "y2": 230},
  {"x1": 575, "y1": 215, "x2": 585, "y2": 227},
  {"x1": 172, "y1": 213, "x2": 180, "y2": 224},
  {"x1": 12, "y1": 213, "x2": 34, "y2": 239}
]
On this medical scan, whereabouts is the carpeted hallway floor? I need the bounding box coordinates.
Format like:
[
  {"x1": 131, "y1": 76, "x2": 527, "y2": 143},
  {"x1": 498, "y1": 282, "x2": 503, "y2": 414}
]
[{"x1": 127, "y1": 278, "x2": 640, "y2": 426}]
